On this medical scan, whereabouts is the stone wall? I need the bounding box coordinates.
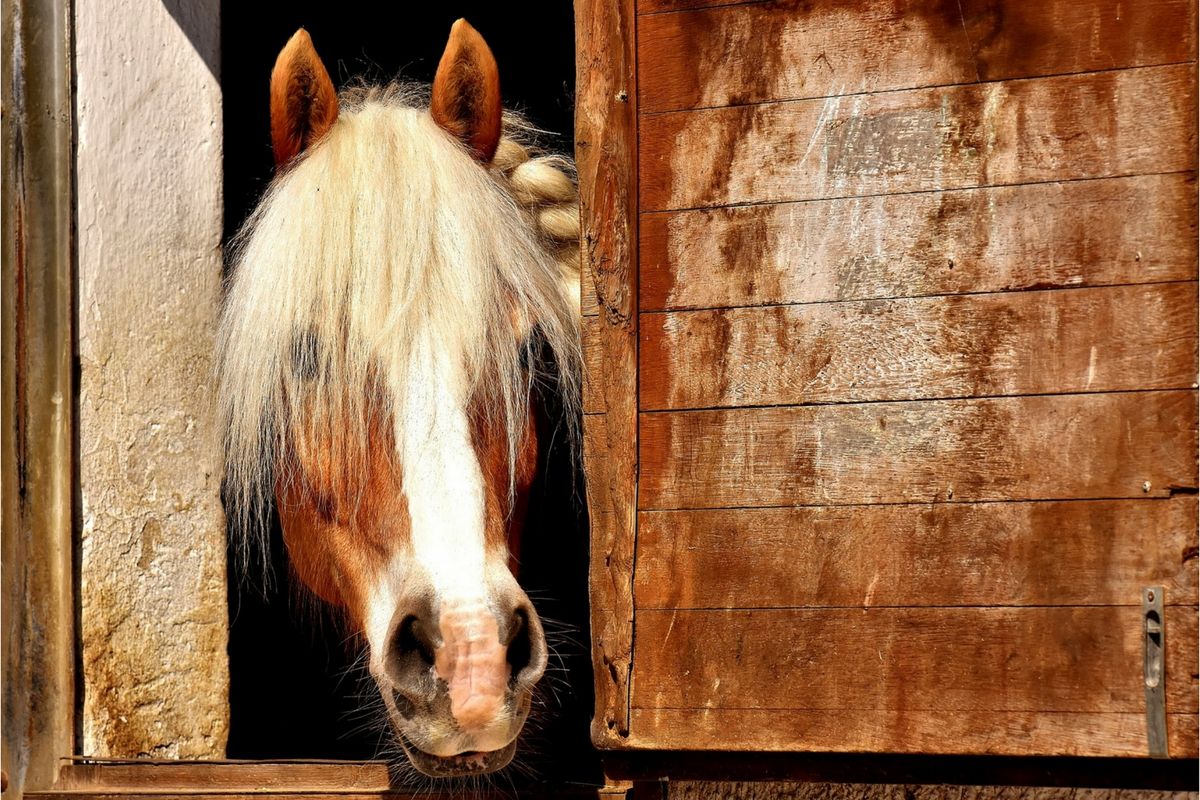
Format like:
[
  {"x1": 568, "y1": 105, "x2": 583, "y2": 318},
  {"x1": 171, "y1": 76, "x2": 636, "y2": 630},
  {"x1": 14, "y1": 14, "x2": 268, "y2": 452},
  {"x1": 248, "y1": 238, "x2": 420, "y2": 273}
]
[{"x1": 75, "y1": 0, "x2": 227, "y2": 758}]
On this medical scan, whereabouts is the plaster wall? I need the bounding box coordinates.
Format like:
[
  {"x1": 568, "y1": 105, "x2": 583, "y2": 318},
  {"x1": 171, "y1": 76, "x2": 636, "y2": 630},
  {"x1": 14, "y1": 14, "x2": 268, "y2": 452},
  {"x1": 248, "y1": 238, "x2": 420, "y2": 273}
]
[{"x1": 75, "y1": 0, "x2": 227, "y2": 757}]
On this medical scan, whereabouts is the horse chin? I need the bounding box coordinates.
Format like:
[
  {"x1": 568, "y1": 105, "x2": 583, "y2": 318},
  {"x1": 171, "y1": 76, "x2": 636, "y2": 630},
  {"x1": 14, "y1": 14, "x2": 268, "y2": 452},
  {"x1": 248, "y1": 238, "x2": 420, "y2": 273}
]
[{"x1": 397, "y1": 732, "x2": 519, "y2": 778}]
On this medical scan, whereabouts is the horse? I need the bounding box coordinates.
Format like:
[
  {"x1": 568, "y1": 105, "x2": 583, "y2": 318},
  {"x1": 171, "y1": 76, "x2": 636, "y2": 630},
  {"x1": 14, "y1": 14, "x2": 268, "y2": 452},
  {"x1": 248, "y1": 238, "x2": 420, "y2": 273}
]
[{"x1": 217, "y1": 20, "x2": 582, "y2": 778}]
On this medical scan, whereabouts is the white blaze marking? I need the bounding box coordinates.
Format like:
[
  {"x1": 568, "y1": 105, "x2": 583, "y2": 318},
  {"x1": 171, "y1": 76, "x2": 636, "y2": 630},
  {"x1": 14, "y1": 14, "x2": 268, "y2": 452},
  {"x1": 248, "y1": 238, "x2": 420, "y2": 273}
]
[
  {"x1": 363, "y1": 337, "x2": 489, "y2": 667},
  {"x1": 398, "y1": 340, "x2": 488, "y2": 604},
  {"x1": 363, "y1": 338, "x2": 508, "y2": 753}
]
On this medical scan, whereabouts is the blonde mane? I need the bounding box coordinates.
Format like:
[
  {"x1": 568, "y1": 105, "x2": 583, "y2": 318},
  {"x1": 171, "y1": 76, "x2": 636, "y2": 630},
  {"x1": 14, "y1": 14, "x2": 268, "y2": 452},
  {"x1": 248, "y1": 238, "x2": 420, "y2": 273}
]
[{"x1": 218, "y1": 83, "x2": 582, "y2": 553}]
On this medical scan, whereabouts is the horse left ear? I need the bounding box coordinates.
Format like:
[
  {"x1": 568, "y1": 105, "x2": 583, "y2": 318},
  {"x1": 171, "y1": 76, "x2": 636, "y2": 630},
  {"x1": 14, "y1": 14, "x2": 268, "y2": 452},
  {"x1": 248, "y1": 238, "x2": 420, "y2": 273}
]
[
  {"x1": 270, "y1": 29, "x2": 338, "y2": 167},
  {"x1": 431, "y1": 19, "x2": 502, "y2": 163}
]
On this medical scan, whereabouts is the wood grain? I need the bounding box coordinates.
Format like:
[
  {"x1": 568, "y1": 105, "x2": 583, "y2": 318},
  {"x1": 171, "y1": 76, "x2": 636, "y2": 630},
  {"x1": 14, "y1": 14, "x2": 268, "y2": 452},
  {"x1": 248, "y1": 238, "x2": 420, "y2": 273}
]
[
  {"x1": 2, "y1": 0, "x2": 77, "y2": 793},
  {"x1": 583, "y1": 315, "x2": 602, "y2": 413},
  {"x1": 640, "y1": 64, "x2": 1198, "y2": 211},
  {"x1": 628, "y1": 709, "x2": 1199, "y2": 758},
  {"x1": 640, "y1": 173, "x2": 1199, "y2": 312},
  {"x1": 639, "y1": 283, "x2": 1199, "y2": 410},
  {"x1": 577, "y1": 0, "x2": 639, "y2": 745},
  {"x1": 48, "y1": 762, "x2": 394, "y2": 794},
  {"x1": 630, "y1": 606, "x2": 1199, "y2": 713},
  {"x1": 635, "y1": 499, "x2": 1199, "y2": 609},
  {"x1": 582, "y1": 255, "x2": 599, "y2": 316},
  {"x1": 35, "y1": 761, "x2": 602, "y2": 798},
  {"x1": 667, "y1": 782, "x2": 1200, "y2": 800},
  {"x1": 639, "y1": 391, "x2": 1198, "y2": 509},
  {"x1": 638, "y1": 0, "x2": 1197, "y2": 112},
  {"x1": 609, "y1": 0, "x2": 1200, "y2": 763},
  {"x1": 638, "y1": 0, "x2": 749, "y2": 13}
]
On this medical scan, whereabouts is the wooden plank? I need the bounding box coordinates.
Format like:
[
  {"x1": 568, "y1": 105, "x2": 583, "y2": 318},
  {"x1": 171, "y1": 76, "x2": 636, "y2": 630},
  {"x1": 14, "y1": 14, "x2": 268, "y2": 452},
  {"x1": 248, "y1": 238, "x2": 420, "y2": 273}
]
[
  {"x1": 638, "y1": 391, "x2": 1198, "y2": 509},
  {"x1": 638, "y1": 0, "x2": 749, "y2": 13},
  {"x1": 49, "y1": 762, "x2": 392, "y2": 793},
  {"x1": 32, "y1": 794, "x2": 602, "y2": 800},
  {"x1": 37, "y1": 762, "x2": 604, "y2": 797},
  {"x1": 630, "y1": 607, "x2": 1199, "y2": 713},
  {"x1": 36, "y1": 796, "x2": 450, "y2": 799},
  {"x1": 628, "y1": 709, "x2": 1199, "y2": 758},
  {"x1": 640, "y1": 64, "x2": 1198, "y2": 212},
  {"x1": 639, "y1": 283, "x2": 1198, "y2": 410},
  {"x1": 635, "y1": 499, "x2": 1199, "y2": 609},
  {"x1": 640, "y1": 173, "x2": 1199, "y2": 312},
  {"x1": 666, "y1": 780, "x2": 1200, "y2": 799},
  {"x1": 638, "y1": 0, "x2": 1197, "y2": 113},
  {"x1": 582, "y1": 255, "x2": 599, "y2": 316},
  {"x1": 639, "y1": 0, "x2": 970, "y2": 112},
  {"x1": 577, "y1": 0, "x2": 639, "y2": 747},
  {"x1": 583, "y1": 316, "x2": 603, "y2": 413},
  {"x1": 604, "y1": 751, "x2": 1200, "y2": 787}
]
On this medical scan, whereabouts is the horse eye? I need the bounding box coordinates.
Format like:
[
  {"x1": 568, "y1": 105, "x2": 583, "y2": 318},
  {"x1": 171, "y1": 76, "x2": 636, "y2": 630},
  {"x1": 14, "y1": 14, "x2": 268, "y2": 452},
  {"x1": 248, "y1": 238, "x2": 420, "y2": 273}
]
[{"x1": 310, "y1": 489, "x2": 337, "y2": 524}]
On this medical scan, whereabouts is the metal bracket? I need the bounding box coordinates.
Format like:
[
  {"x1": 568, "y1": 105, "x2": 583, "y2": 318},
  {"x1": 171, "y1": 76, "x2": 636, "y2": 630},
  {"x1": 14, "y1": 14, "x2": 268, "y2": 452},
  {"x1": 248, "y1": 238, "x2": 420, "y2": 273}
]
[{"x1": 1142, "y1": 586, "x2": 1167, "y2": 758}]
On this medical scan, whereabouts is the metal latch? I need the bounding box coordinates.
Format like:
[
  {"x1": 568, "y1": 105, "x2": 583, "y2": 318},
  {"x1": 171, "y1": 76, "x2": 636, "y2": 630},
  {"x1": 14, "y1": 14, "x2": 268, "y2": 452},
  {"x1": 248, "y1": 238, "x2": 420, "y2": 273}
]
[{"x1": 1143, "y1": 586, "x2": 1167, "y2": 758}]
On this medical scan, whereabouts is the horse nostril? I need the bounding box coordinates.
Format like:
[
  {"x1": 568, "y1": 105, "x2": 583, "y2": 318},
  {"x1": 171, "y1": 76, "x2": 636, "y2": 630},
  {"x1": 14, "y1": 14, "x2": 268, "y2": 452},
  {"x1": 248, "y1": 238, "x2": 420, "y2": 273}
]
[
  {"x1": 396, "y1": 614, "x2": 436, "y2": 667},
  {"x1": 386, "y1": 612, "x2": 439, "y2": 708},
  {"x1": 505, "y1": 607, "x2": 545, "y2": 687},
  {"x1": 506, "y1": 609, "x2": 530, "y2": 673}
]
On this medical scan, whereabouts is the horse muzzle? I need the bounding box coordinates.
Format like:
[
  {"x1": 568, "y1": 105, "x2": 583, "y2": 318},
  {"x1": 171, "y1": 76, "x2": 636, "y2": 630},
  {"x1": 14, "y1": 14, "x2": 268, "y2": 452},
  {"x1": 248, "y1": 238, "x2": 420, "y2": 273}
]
[{"x1": 376, "y1": 589, "x2": 547, "y2": 776}]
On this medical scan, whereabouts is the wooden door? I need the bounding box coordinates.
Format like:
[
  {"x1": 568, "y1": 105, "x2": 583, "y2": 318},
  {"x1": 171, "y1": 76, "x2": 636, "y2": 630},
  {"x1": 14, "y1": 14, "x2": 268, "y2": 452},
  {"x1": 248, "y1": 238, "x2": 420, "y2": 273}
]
[{"x1": 578, "y1": 0, "x2": 1199, "y2": 758}]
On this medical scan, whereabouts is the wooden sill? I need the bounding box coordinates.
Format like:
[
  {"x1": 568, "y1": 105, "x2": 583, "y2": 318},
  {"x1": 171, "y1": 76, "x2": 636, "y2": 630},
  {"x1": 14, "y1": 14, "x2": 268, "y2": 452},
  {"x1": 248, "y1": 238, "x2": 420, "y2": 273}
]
[{"x1": 28, "y1": 759, "x2": 611, "y2": 798}]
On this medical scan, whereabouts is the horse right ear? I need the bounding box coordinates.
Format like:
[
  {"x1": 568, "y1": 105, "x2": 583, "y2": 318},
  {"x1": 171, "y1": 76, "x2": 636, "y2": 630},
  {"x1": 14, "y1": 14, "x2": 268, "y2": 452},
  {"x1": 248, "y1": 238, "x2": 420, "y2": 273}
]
[{"x1": 270, "y1": 29, "x2": 338, "y2": 168}]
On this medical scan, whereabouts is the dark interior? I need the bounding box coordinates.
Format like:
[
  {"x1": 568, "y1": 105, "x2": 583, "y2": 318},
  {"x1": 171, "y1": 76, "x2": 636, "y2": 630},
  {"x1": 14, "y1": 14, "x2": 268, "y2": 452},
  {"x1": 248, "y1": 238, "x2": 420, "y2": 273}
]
[{"x1": 220, "y1": 2, "x2": 598, "y2": 787}]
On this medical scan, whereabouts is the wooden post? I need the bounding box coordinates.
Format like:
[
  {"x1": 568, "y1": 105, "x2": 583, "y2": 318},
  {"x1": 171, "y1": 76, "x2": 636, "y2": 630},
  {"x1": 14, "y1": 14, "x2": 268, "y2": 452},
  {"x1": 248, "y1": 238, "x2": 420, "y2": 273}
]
[
  {"x1": 1, "y1": 0, "x2": 77, "y2": 795},
  {"x1": 575, "y1": 0, "x2": 640, "y2": 748}
]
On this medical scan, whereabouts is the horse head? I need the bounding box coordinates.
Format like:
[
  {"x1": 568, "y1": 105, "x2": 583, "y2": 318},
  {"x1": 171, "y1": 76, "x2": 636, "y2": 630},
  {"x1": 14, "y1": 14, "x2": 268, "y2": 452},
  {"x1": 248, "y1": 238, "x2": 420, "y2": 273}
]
[{"x1": 219, "y1": 20, "x2": 581, "y2": 778}]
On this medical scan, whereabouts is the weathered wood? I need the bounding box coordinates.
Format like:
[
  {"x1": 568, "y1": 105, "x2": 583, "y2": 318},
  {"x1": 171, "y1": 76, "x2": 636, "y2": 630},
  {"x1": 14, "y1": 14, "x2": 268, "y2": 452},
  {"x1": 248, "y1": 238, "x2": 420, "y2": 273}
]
[
  {"x1": 640, "y1": 173, "x2": 1199, "y2": 312},
  {"x1": 638, "y1": 0, "x2": 1197, "y2": 113},
  {"x1": 639, "y1": 391, "x2": 1198, "y2": 509},
  {"x1": 2, "y1": 0, "x2": 76, "y2": 795},
  {"x1": 628, "y1": 709, "x2": 1199, "y2": 758},
  {"x1": 638, "y1": 0, "x2": 747, "y2": 13},
  {"x1": 582, "y1": 253, "x2": 600, "y2": 316},
  {"x1": 639, "y1": 283, "x2": 1198, "y2": 410},
  {"x1": 599, "y1": 0, "x2": 1200, "y2": 763},
  {"x1": 34, "y1": 761, "x2": 604, "y2": 798},
  {"x1": 577, "y1": 0, "x2": 639, "y2": 745},
  {"x1": 631, "y1": 606, "x2": 1198, "y2": 712},
  {"x1": 640, "y1": 64, "x2": 1197, "y2": 211},
  {"x1": 49, "y1": 762, "x2": 393, "y2": 794},
  {"x1": 603, "y1": 751, "x2": 1200, "y2": 788},
  {"x1": 635, "y1": 499, "x2": 1199, "y2": 609},
  {"x1": 583, "y1": 315, "x2": 603, "y2": 413},
  {"x1": 36, "y1": 795, "x2": 402, "y2": 799},
  {"x1": 666, "y1": 782, "x2": 1200, "y2": 800}
]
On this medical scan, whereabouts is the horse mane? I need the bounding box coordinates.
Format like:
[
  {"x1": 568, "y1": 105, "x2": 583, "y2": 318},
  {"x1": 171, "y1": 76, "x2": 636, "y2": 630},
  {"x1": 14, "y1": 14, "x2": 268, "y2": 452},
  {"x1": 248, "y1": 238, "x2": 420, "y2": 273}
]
[{"x1": 218, "y1": 82, "x2": 582, "y2": 556}]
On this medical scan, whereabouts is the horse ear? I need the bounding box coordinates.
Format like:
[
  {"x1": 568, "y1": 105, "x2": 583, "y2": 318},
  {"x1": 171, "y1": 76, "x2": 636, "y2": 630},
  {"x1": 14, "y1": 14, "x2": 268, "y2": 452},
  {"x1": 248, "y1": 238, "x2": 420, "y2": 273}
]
[
  {"x1": 270, "y1": 29, "x2": 338, "y2": 167},
  {"x1": 430, "y1": 19, "x2": 502, "y2": 163}
]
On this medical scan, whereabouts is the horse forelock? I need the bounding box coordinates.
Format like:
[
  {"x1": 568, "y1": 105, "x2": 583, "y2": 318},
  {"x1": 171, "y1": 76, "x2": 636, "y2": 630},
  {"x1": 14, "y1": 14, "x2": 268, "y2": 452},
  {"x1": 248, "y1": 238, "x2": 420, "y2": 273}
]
[{"x1": 218, "y1": 82, "x2": 581, "y2": 568}]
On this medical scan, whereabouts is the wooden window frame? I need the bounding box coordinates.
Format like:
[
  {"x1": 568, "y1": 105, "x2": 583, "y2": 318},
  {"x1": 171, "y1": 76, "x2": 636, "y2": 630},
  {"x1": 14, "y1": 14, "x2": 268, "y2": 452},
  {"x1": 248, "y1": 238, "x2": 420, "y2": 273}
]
[
  {"x1": 5, "y1": 0, "x2": 1198, "y2": 794},
  {"x1": 2, "y1": 0, "x2": 77, "y2": 795}
]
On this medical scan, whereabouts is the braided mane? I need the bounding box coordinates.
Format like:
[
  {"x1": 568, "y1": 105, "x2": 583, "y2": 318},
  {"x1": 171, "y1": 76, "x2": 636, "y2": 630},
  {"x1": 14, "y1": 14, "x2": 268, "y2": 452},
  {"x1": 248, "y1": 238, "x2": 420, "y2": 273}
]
[{"x1": 218, "y1": 82, "x2": 582, "y2": 553}]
